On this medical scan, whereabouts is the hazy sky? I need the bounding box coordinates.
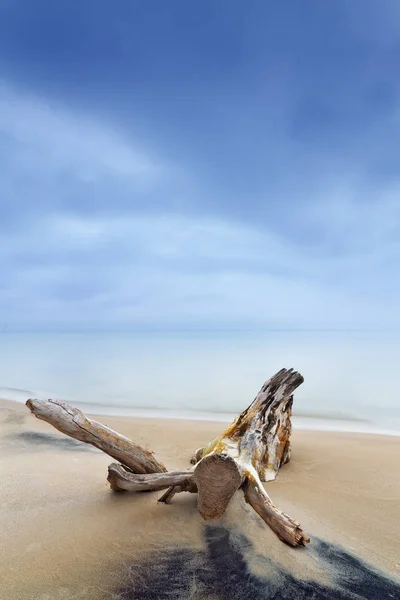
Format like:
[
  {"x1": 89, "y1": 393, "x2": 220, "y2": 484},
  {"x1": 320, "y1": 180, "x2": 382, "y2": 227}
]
[{"x1": 1, "y1": 1, "x2": 399, "y2": 331}]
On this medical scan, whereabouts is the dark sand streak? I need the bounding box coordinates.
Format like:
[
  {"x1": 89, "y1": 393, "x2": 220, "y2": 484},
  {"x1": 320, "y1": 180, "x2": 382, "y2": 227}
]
[{"x1": 118, "y1": 526, "x2": 400, "y2": 600}]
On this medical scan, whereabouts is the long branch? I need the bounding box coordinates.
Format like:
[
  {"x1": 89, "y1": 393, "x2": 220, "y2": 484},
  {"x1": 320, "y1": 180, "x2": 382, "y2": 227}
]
[
  {"x1": 26, "y1": 398, "x2": 167, "y2": 474},
  {"x1": 107, "y1": 463, "x2": 196, "y2": 492},
  {"x1": 244, "y1": 476, "x2": 310, "y2": 547}
]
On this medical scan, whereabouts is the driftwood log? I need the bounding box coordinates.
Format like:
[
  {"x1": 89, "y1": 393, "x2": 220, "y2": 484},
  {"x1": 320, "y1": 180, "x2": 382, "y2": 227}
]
[
  {"x1": 26, "y1": 368, "x2": 309, "y2": 547},
  {"x1": 25, "y1": 398, "x2": 166, "y2": 474}
]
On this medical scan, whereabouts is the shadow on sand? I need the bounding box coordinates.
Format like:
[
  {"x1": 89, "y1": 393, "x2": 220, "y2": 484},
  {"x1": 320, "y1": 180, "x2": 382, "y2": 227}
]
[{"x1": 12, "y1": 430, "x2": 99, "y2": 452}]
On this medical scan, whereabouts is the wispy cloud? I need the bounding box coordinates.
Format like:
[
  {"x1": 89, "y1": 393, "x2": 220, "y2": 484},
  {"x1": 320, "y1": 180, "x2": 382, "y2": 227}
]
[
  {"x1": 0, "y1": 82, "x2": 173, "y2": 236},
  {"x1": 1, "y1": 8, "x2": 400, "y2": 334},
  {"x1": 1, "y1": 205, "x2": 399, "y2": 330},
  {"x1": 0, "y1": 83, "x2": 156, "y2": 179}
]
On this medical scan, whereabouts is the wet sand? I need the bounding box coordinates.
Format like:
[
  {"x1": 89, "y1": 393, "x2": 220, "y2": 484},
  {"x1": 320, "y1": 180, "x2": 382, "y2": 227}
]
[{"x1": 0, "y1": 397, "x2": 399, "y2": 599}]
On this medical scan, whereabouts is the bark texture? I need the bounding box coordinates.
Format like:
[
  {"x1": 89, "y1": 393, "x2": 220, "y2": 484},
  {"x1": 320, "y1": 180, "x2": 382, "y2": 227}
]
[
  {"x1": 188, "y1": 368, "x2": 309, "y2": 546},
  {"x1": 191, "y1": 368, "x2": 303, "y2": 482},
  {"x1": 26, "y1": 398, "x2": 166, "y2": 474},
  {"x1": 107, "y1": 463, "x2": 196, "y2": 493},
  {"x1": 25, "y1": 368, "x2": 309, "y2": 547},
  {"x1": 244, "y1": 478, "x2": 308, "y2": 546}
]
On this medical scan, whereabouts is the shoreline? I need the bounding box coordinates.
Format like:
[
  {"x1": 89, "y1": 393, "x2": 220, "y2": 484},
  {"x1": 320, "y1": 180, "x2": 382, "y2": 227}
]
[{"x1": 1, "y1": 394, "x2": 399, "y2": 437}]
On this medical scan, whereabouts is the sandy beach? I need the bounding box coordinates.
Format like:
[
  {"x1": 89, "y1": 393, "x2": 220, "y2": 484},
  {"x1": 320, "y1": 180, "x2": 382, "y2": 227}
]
[{"x1": 1, "y1": 396, "x2": 399, "y2": 599}]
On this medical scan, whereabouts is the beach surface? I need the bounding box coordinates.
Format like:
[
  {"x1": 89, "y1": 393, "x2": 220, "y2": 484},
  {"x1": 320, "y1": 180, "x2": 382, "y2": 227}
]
[{"x1": 1, "y1": 397, "x2": 399, "y2": 599}]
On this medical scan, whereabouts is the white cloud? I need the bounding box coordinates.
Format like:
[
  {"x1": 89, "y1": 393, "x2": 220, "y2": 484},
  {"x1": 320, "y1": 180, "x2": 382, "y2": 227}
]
[
  {"x1": 1, "y1": 210, "x2": 399, "y2": 330},
  {"x1": 0, "y1": 83, "x2": 399, "y2": 331},
  {"x1": 0, "y1": 82, "x2": 159, "y2": 183}
]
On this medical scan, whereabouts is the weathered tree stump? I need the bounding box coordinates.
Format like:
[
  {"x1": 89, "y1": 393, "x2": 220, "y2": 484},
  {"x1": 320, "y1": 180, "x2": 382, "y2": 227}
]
[
  {"x1": 189, "y1": 368, "x2": 308, "y2": 546},
  {"x1": 26, "y1": 368, "x2": 309, "y2": 547}
]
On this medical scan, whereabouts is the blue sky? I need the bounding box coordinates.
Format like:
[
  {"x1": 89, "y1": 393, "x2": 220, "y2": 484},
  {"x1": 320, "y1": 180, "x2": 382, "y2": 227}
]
[{"x1": 0, "y1": 0, "x2": 399, "y2": 331}]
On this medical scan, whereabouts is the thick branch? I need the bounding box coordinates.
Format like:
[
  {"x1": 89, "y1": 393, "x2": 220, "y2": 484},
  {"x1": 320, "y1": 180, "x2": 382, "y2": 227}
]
[
  {"x1": 244, "y1": 476, "x2": 310, "y2": 547},
  {"x1": 107, "y1": 463, "x2": 196, "y2": 493},
  {"x1": 26, "y1": 398, "x2": 167, "y2": 474}
]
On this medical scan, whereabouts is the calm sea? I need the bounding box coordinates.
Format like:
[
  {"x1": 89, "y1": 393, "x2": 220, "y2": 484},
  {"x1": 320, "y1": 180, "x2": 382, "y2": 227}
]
[{"x1": 1, "y1": 330, "x2": 399, "y2": 435}]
